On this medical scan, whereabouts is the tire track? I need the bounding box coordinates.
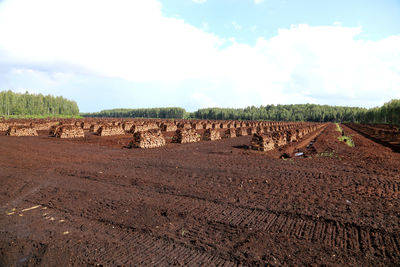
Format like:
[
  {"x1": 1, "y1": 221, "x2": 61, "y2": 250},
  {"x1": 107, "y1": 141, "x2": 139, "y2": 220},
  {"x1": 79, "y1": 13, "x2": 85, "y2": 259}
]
[{"x1": 28, "y1": 185, "x2": 400, "y2": 262}]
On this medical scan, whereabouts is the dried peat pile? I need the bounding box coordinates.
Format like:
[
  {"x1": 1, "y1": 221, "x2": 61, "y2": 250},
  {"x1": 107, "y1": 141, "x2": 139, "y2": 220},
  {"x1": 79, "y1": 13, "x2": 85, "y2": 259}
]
[
  {"x1": 250, "y1": 133, "x2": 275, "y2": 151},
  {"x1": 0, "y1": 123, "x2": 10, "y2": 131},
  {"x1": 97, "y1": 125, "x2": 125, "y2": 136},
  {"x1": 161, "y1": 122, "x2": 177, "y2": 132},
  {"x1": 6, "y1": 126, "x2": 38, "y2": 136},
  {"x1": 172, "y1": 129, "x2": 200, "y2": 143},
  {"x1": 236, "y1": 128, "x2": 248, "y2": 137},
  {"x1": 223, "y1": 128, "x2": 236, "y2": 138},
  {"x1": 55, "y1": 126, "x2": 85, "y2": 138},
  {"x1": 129, "y1": 129, "x2": 166, "y2": 148},
  {"x1": 203, "y1": 129, "x2": 221, "y2": 141}
]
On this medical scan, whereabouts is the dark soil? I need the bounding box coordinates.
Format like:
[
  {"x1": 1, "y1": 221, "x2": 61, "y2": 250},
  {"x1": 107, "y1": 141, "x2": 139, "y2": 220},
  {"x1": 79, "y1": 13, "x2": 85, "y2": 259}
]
[{"x1": 1, "y1": 123, "x2": 400, "y2": 266}]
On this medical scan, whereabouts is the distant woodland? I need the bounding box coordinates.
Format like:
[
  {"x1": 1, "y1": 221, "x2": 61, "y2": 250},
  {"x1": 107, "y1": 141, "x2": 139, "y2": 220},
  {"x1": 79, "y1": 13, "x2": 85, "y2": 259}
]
[
  {"x1": 2, "y1": 90, "x2": 399, "y2": 125},
  {"x1": 83, "y1": 100, "x2": 400, "y2": 125},
  {"x1": 0, "y1": 90, "x2": 79, "y2": 116}
]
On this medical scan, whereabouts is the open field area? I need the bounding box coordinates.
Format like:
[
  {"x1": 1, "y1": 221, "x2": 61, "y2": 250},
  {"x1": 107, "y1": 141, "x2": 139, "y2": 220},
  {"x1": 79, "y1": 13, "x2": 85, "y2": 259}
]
[{"x1": 1, "y1": 119, "x2": 400, "y2": 266}]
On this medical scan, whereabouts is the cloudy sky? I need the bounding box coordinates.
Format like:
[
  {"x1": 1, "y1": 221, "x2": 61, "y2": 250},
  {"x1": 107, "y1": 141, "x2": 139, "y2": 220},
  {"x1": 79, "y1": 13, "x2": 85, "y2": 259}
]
[{"x1": 0, "y1": 0, "x2": 399, "y2": 112}]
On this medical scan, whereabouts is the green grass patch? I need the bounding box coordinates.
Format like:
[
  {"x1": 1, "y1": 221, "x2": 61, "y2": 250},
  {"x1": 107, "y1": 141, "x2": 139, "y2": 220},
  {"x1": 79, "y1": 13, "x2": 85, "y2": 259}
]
[{"x1": 335, "y1": 123, "x2": 355, "y2": 147}]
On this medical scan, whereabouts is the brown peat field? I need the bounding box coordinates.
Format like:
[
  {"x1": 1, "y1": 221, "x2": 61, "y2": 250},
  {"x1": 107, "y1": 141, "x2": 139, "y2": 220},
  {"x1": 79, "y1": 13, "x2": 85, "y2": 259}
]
[{"x1": 1, "y1": 119, "x2": 400, "y2": 266}]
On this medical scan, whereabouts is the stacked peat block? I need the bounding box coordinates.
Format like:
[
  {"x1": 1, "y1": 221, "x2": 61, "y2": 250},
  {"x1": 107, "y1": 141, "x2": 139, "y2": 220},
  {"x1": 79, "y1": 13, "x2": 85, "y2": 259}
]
[
  {"x1": 177, "y1": 122, "x2": 192, "y2": 130},
  {"x1": 286, "y1": 130, "x2": 297, "y2": 142},
  {"x1": 6, "y1": 126, "x2": 38, "y2": 136},
  {"x1": 271, "y1": 132, "x2": 287, "y2": 147},
  {"x1": 31, "y1": 122, "x2": 55, "y2": 131},
  {"x1": 129, "y1": 123, "x2": 159, "y2": 133},
  {"x1": 235, "y1": 127, "x2": 248, "y2": 137},
  {"x1": 161, "y1": 122, "x2": 177, "y2": 132},
  {"x1": 80, "y1": 122, "x2": 91, "y2": 130},
  {"x1": 220, "y1": 122, "x2": 229, "y2": 129},
  {"x1": 247, "y1": 127, "x2": 257, "y2": 135},
  {"x1": 130, "y1": 129, "x2": 166, "y2": 148},
  {"x1": 55, "y1": 125, "x2": 85, "y2": 138},
  {"x1": 172, "y1": 129, "x2": 200, "y2": 143},
  {"x1": 0, "y1": 122, "x2": 10, "y2": 131},
  {"x1": 250, "y1": 133, "x2": 275, "y2": 151},
  {"x1": 49, "y1": 125, "x2": 62, "y2": 136},
  {"x1": 203, "y1": 129, "x2": 221, "y2": 141},
  {"x1": 90, "y1": 124, "x2": 101, "y2": 133},
  {"x1": 191, "y1": 122, "x2": 203, "y2": 130},
  {"x1": 122, "y1": 122, "x2": 134, "y2": 132},
  {"x1": 97, "y1": 125, "x2": 125, "y2": 136},
  {"x1": 203, "y1": 122, "x2": 212, "y2": 130},
  {"x1": 256, "y1": 126, "x2": 264, "y2": 134},
  {"x1": 223, "y1": 128, "x2": 236, "y2": 138}
]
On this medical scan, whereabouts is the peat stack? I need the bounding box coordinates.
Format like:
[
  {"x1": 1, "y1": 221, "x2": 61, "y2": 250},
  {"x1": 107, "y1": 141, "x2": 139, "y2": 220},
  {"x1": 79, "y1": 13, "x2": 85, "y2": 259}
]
[
  {"x1": 222, "y1": 128, "x2": 236, "y2": 138},
  {"x1": 250, "y1": 133, "x2": 275, "y2": 151},
  {"x1": 286, "y1": 130, "x2": 297, "y2": 142},
  {"x1": 272, "y1": 132, "x2": 287, "y2": 147},
  {"x1": 161, "y1": 122, "x2": 177, "y2": 132},
  {"x1": 55, "y1": 125, "x2": 85, "y2": 138},
  {"x1": 89, "y1": 124, "x2": 100, "y2": 133},
  {"x1": 177, "y1": 122, "x2": 192, "y2": 130},
  {"x1": 203, "y1": 123, "x2": 212, "y2": 130},
  {"x1": 203, "y1": 129, "x2": 221, "y2": 141},
  {"x1": 191, "y1": 123, "x2": 203, "y2": 130},
  {"x1": 129, "y1": 123, "x2": 159, "y2": 133},
  {"x1": 247, "y1": 127, "x2": 257, "y2": 135},
  {"x1": 173, "y1": 129, "x2": 200, "y2": 143},
  {"x1": 235, "y1": 127, "x2": 248, "y2": 137},
  {"x1": 220, "y1": 122, "x2": 229, "y2": 129},
  {"x1": 122, "y1": 122, "x2": 134, "y2": 131},
  {"x1": 49, "y1": 125, "x2": 62, "y2": 136},
  {"x1": 130, "y1": 129, "x2": 166, "y2": 149},
  {"x1": 6, "y1": 126, "x2": 38, "y2": 136},
  {"x1": 97, "y1": 125, "x2": 125, "y2": 136},
  {"x1": 0, "y1": 123, "x2": 10, "y2": 131}
]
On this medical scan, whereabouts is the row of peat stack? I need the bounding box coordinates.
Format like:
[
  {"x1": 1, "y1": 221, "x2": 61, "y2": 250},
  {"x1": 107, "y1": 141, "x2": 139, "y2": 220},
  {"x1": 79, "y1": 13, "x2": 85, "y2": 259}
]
[{"x1": 250, "y1": 124, "x2": 324, "y2": 151}]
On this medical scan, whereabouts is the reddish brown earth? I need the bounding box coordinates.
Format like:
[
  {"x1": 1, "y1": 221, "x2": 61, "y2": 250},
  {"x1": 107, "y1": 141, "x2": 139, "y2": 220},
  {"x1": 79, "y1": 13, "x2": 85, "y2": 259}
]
[{"x1": 1, "y1": 123, "x2": 400, "y2": 266}]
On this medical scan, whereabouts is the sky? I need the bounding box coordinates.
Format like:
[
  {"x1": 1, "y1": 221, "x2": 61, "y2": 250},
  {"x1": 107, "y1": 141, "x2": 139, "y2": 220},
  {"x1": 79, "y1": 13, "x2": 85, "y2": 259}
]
[{"x1": 0, "y1": 0, "x2": 399, "y2": 112}]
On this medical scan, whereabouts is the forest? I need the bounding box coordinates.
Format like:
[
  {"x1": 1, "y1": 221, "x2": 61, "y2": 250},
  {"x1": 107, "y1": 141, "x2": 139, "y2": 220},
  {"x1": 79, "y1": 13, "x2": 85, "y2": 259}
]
[
  {"x1": 0, "y1": 90, "x2": 79, "y2": 117},
  {"x1": 82, "y1": 100, "x2": 400, "y2": 125},
  {"x1": 1, "y1": 89, "x2": 399, "y2": 125},
  {"x1": 82, "y1": 107, "x2": 187, "y2": 119}
]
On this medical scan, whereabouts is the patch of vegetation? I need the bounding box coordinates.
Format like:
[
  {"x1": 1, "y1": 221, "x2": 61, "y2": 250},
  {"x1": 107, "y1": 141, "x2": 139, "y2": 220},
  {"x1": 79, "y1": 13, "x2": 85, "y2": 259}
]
[
  {"x1": 316, "y1": 151, "x2": 337, "y2": 158},
  {"x1": 335, "y1": 123, "x2": 355, "y2": 147}
]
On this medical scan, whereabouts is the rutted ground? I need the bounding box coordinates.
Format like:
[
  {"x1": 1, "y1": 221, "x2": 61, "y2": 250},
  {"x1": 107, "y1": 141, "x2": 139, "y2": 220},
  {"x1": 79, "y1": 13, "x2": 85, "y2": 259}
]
[{"x1": 1, "y1": 123, "x2": 400, "y2": 266}]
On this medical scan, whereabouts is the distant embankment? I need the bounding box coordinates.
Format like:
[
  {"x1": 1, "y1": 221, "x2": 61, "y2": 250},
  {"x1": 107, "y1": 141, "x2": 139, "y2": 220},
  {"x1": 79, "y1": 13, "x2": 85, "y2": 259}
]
[{"x1": 0, "y1": 90, "x2": 80, "y2": 117}]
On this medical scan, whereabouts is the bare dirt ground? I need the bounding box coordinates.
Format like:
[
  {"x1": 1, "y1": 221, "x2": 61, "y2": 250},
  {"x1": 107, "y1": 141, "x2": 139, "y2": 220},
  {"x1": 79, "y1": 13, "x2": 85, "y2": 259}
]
[{"x1": 1, "y1": 123, "x2": 400, "y2": 266}]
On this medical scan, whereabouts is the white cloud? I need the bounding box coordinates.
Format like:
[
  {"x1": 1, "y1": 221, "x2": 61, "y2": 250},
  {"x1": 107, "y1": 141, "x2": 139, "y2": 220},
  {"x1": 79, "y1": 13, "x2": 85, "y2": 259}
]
[
  {"x1": 0, "y1": 0, "x2": 399, "y2": 110},
  {"x1": 254, "y1": 0, "x2": 265, "y2": 4}
]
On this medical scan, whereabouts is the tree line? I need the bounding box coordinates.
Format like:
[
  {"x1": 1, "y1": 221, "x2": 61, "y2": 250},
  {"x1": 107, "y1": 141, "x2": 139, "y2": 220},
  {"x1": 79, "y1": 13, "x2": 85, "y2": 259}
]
[
  {"x1": 0, "y1": 90, "x2": 79, "y2": 116},
  {"x1": 362, "y1": 99, "x2": 400, "y2": 125},
  {"x1": 81, "y1": 107, "x2": 187, "y2": 119},
  {"x1": 83, "y1": 100, "x2": 400, "y2": 125},
  {"x1": 2, "y1": 89, "x2": 398, "y2": 125}
]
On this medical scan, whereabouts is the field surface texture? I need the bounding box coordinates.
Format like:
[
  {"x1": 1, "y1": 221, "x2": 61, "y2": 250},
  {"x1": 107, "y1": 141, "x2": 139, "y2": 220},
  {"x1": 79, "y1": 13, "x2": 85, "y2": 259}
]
[{"x1": 1, "y1": 123, "x2": 400, "y2": 266}]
